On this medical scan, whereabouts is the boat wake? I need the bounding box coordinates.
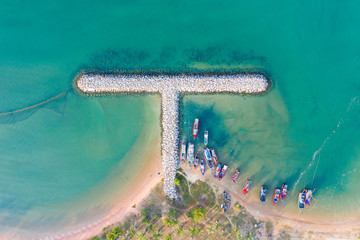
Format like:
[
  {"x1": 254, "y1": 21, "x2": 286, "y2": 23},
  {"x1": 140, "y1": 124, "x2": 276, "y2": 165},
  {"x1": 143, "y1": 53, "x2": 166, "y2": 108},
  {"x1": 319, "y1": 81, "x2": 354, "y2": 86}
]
[{"x1": 292, "y1": 96, "x2": 358, "y2": 193}]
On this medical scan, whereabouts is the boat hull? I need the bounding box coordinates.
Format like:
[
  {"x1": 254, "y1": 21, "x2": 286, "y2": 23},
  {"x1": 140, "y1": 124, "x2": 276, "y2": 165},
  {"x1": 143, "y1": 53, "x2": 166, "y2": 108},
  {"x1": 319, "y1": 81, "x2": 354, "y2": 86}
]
[
  {"x1": 214, "y1": 164, "x2": 222, "y2": 178},
  {"x1": 200, "y1": 160, "x2": 205, "y2": 175},
  {"x1": 273, "y1": 189, "x2": 280, "y2": 207},
  {"x1": 218, "y1": 165, "x2": 228, "y2": 181},
  {"x1": 187, "y1": 143, "x2": 194, "y2": 168},
  {"x1": 231, "y1": 170, "x2": 240, "y2": 183},
  {"x1": 180, "y1": 140, "x2": 187, "y2": 164},
  {"x1": 192, "y1": 118, "x2": 199, "y2": 139}
]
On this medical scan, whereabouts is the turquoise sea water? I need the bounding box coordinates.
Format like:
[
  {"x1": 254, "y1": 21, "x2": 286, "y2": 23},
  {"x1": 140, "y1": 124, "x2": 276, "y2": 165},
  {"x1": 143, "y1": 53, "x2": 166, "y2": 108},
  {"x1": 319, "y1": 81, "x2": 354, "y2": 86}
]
[{"x1": 0, "y1": 0, "x2": 360, "y2": 237}]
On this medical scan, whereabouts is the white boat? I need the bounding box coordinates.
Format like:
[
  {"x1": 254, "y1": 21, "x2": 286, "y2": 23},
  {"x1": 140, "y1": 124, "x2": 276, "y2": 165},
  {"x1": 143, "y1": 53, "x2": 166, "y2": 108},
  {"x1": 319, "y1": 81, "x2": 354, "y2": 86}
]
[
  {"x1": 180, "y1": 140, "x2": 187, "y2": 164},
  {"x1": 204, "y1": 131, "x2": 208, "y2": 145},
  {"x1": 187, "y1": 143, "x2": 194, "y2": 168},
  {"x1": 203, "y1": 147, "x2": 212, "y2": 161}
]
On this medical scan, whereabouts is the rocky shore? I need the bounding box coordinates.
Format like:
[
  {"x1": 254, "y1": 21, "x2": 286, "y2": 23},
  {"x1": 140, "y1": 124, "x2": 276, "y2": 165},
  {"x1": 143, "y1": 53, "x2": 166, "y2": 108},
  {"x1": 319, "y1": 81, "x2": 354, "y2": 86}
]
[{"x1": 77, "y1": 74, "x2": 269, "y2": 199}]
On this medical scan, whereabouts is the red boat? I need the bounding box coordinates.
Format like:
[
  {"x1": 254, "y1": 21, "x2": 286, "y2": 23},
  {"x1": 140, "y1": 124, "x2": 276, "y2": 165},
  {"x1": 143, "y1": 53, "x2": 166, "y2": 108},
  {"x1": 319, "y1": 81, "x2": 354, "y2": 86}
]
[
  {"x1": 214, "y1": 164, "x2": 222, "y2": 178},
  {"x1": 218, "y1": 165, "x2": 228, "y2": 181},
  {"x1": 280, "y1": 184, "x2": 288, "y2": 201},
  {"x1": 192, "y1": 118, "x2": 199, "y2": 139},
  {"x1": 243, "y1": 180, "x2": 252, "y2": 195},
  {"x1": 231, "y1": 170, "x2": 240, "y2": 183},
  {"x1": 273, "y1": 189, "x2": 281, "y2": 207}
]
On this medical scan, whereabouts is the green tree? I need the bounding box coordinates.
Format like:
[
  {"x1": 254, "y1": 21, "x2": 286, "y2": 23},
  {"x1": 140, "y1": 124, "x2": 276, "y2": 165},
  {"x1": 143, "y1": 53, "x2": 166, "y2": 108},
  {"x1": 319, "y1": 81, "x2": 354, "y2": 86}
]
[
  {"x1": 176, "y1": 227, "x2": 184, "y2": 237},
  {"x1": 214, "y1": 223, "x2": 222, "y2": 230},
  {"x1": 174, "y1": 179, "x2": 180, "y2": 185},
  {"x1": 186, "y1": 207, "x2": 207, "y2": 226},
  {"x1": 163, "y1": 217, "x2": 171, "y2": 227},
  {"x1": 231, "y1": 226, "x2": 242, "y2": 240},
  {"x1": 168, "y1": 209, "x2": 177, "y2": 219},
  {"x1": 106, "y1": 226, "x2": 124, "y2": 240},
  {"x1": 141, "y1": 209, "x2": 150, "y2": 216},
  {"x1": 207, "y1": 226, "x2": 214, "y2": 234},
  {"x1": 170, "y1": 218, "x2": 179, "y2": 228},
  {"x1": 152, "y1": 232, "x2": 162, "y2": 240},
  {"x1": 138, "y1": 233, "x2": 146, "y2": 240},
  {"x1": 245, "y1": 231, "x2": 254, "y2": 240},
  {"x1": 129, "y1": 227, "x2": 136, "y2": 236},
  {"x1": 188, "y1": 227, "x2": 201, "y2": 238},
  {"x1": 164, "y1": 233, "x2": 172, "y2": 240},
  {"x1": 147, "y1": 224, "x2": 154, "y2": 233}
]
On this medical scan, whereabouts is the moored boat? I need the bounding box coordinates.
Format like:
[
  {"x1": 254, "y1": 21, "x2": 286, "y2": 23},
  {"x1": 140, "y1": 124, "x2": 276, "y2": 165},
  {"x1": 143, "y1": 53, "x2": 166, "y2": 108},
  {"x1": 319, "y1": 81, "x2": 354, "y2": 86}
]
[
  {"x1": 223, "y1": 202, "x2": 229, "y2": 213},
  {"x1": 207, "y1": 159, "x2": 214, "y2": 171},
  {"x1": 204, "y1": 130, "x2": 208, "y2": 146},
  {"x1": 203, "y1": 147, "x2": 212, "y2": 162},
  {"x1": 200, "y1": 159, "x2": 205, "y2": 175},
  {"x1": 187, "y1": 143, "x2": 194, "y2": 168},
  {"x1": 192, "y1": 118, "x2": 199, "y2": 139},
  {"x1": 273, "y1": 189, "x2": 281, "y2": 207},
  {"x1": 218, "y1": 165, "x2": 228, "y2": 181},
  {"x1": 223, "y1": 191, "x2": 231, "y2": 202},
  {"x1": 243, "y1": 179, "x2": 252, "y2": 195},
  {"x1": 305, "y1": 189, "x2": 314, "y2": 207},
  {"x1": 298, "y1": 191, "x2": 305, "y2": 211},
  {"x1": 180, "y1": 140, "x2": 187, "y2": 164},
  {"x1": 280, "y1": 184, "x2": 288, "y2": 201},
  {"x1": 194, "y1": 155, "x2": 200, "y2": 169},
  {"x1": 231, "y1": 169, "x2": 240, "y2": 183},
  {"x1": 260, "y1": 185, "x2": 267, "y2": 203},
  {"x1": 214, "y1": 164, "x2": 222, "y2": 178},
  {"x1": 210, "y1": 148, "x2": 218, "y2": 165}
]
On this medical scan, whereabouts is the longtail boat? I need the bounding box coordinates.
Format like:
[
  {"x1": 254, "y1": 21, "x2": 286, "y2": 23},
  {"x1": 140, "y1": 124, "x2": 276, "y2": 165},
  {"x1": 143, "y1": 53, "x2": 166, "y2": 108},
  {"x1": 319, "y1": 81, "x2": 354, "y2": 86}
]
[
  {"x1": 207, "y1": 159, "x2": 214, "y2": 171},
  {"x1": 243, "y1": 180, "x2": 252, "y2": 195},
  {"x1": 204, "y1": 131, "x2": 208, "y2": 146},
  {"x1": 194, "y1": 155, "x2": 200, "y2": 169},
  {"x1": 214, "y1": 164, "x2": 222, "y2": 178},
  {"x1": 187, "y1": 143, "x2": 194, "y2": 168},
  {"x1": 200, "y1": 159, "x2": 205, "y2": 175},
  {"x1": 273, "y1": 189, "x2": 281, "y2": 207},
  {"x1": 192, "y1": 118, "x2": 199, "y2": 139},
  {"x1": 280, "y1": 184, "x2": 288, "y2": 201},
  {"x1": 231, "y1": 169, "x2": 240, "y2": 183},
  {"x1": 260, "y1": 185, "x2": 267, "y2": 203},
  {"x1": 305, "y1": 189, "x2": 314, "y2": 207},
  {"x1": 210, "y1": 148, "x2": 218, "y2": 165},
  {"x1": 218, "y1": 165, "x2": 228, "y2": 181},
  {"x1": 298, "y1": 191, "x2": 305, "y2": 211},
  {"x1": 180, "y1": 140, "x2": 187, "y2": 164}
]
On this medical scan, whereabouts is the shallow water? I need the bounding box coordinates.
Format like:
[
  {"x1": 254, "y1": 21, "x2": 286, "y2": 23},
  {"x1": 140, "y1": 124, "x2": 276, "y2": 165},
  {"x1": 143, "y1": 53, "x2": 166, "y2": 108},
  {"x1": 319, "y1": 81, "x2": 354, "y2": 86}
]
[{"x1": 0, "y1": 0, "x2": 360, "y2": 237}]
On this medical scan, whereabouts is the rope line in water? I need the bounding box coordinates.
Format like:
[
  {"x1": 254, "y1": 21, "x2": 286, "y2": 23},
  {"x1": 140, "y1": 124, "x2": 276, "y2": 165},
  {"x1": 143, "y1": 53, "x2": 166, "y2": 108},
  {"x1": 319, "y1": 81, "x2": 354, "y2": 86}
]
[{"x1": 0, "y1": 89, "x2": 69, "y2": 116}]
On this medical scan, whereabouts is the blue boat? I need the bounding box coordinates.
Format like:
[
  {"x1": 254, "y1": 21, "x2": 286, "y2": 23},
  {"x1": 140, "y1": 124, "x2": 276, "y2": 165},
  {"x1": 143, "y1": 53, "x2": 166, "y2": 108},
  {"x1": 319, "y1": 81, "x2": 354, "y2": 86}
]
[{"x1": 214, "y1": 164, "x2": 222, "y2": 178}]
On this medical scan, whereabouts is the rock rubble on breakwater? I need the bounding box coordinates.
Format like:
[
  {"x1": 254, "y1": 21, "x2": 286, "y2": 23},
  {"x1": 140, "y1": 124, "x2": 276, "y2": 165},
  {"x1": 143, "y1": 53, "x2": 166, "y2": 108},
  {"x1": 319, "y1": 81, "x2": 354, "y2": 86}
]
[{"x1": 77, "y1": 74, "x2": 269, "y2": 199}]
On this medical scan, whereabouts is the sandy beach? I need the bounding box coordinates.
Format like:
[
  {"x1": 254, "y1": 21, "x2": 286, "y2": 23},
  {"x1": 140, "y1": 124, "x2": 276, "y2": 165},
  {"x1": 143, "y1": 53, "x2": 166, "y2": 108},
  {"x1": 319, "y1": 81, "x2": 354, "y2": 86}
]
[{"x1": 182, "y1": 167, "x2": 360, "y2": 239}]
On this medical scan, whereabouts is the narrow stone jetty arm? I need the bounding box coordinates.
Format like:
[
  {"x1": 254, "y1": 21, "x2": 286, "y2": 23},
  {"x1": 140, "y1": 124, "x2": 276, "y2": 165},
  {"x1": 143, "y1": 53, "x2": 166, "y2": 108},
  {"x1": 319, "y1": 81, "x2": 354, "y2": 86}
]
[
  {"x1": 176, "y1": 75, "x2": 268, "y2": 93},
  {"x1": 161, "y1": 89, "x2": 179, "y2": 199}
]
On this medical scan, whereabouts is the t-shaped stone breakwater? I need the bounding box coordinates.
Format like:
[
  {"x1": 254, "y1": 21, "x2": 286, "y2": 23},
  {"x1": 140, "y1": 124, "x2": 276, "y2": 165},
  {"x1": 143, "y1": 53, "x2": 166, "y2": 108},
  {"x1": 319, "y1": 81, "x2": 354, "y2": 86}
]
[{"x1": 76, "y1": 74, "x2": 269, "y2": 199}]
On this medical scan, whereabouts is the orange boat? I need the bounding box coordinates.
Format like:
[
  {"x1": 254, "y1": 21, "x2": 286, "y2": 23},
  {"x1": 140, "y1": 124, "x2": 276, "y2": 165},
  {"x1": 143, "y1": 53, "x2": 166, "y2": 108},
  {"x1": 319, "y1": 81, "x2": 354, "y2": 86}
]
[{"x1": 273, "y1": 189, "x2": 281, "y2": 207}]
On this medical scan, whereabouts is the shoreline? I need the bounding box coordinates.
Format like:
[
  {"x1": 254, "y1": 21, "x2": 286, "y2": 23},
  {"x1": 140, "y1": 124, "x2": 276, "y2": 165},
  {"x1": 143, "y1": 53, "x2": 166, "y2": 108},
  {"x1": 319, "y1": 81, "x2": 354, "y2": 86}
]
[
  {"x1": 6, "y1": 96, "x2": 164, "y2": 240},
  {"x1": 182, "y1": 167, "x2": 360, "y2": 238},
  {"x1": 61, "y1": 97, "x2": 163, "y2": 240}
]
